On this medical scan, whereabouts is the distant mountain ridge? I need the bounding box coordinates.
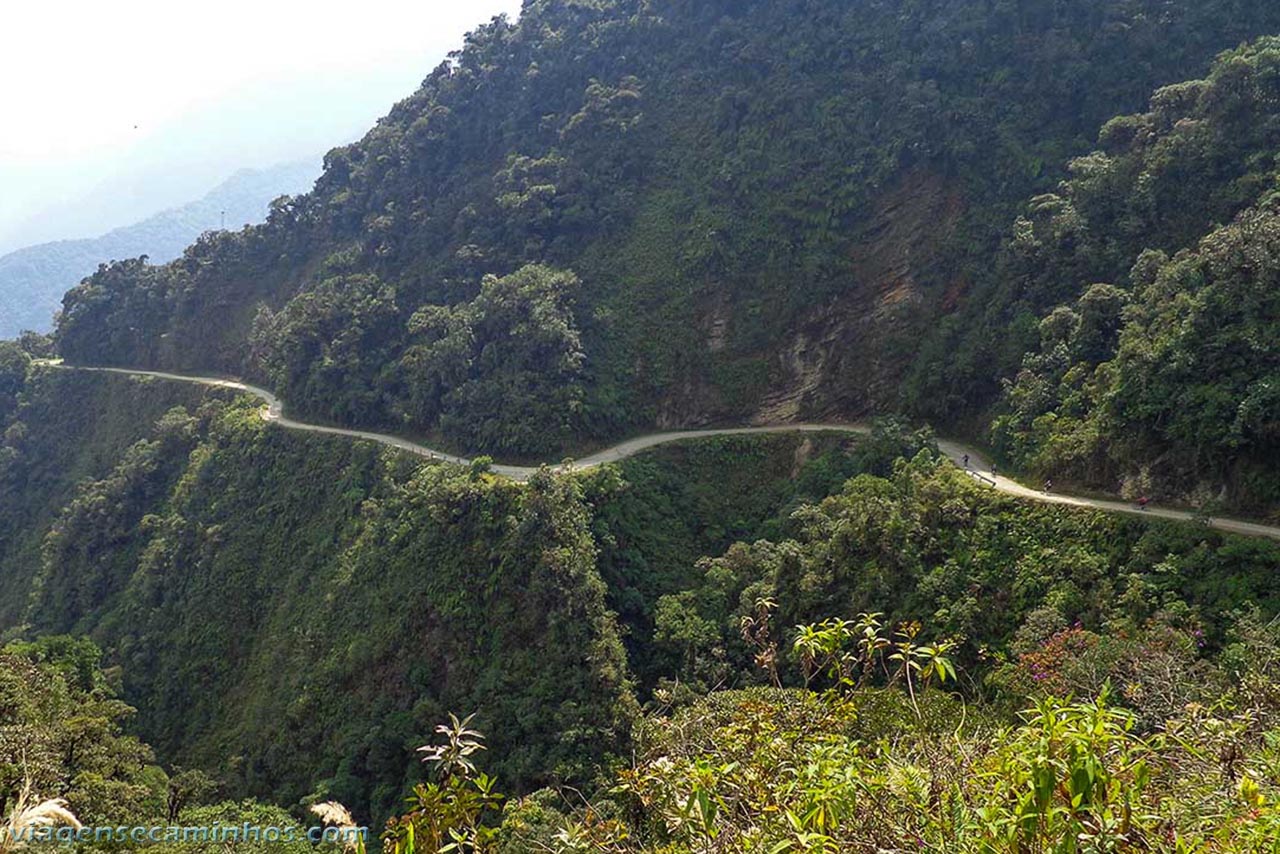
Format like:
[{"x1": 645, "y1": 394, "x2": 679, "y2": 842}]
[{"x1": 0, "y1": 160, "x2": 320, "y2": 337}]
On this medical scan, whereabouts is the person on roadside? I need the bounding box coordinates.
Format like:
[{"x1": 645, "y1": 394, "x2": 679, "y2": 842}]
[
  {"x1": 1138, "y1": 496, "x2": 1150, "y2": 511},
  {"x1": 962, "y1": 453, "x2": 970, "y2": 469},
  {"x1": 1044, "y1": 478, "x2": 1054, "y2": 493}
]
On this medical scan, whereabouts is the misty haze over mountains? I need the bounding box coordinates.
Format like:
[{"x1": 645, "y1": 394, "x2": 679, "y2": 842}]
[
  {"x1": 0, "y1": 160, "x2": 319, "y2": 338},
  {"x1": 0, "y1": 1, "x2": 522, "y2": 255}
]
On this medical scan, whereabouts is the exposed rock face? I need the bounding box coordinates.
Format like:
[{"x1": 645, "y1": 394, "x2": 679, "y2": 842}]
[
  {"x1": 752, "y1": 169, "x2": 965, "y2": 424},
  {"x1": 705, "y1": 293, "x2": 731, "y2": 354}
]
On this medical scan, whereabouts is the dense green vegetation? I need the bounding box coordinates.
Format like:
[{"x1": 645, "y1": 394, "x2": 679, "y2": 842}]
[
  {"x1": 0, "y1": 636, "x2": 156, "y2": 828},
  {"x1": 0, "y1": 373, "x2": 717, "y2": 845},
  {"x1": 249, "y1": 264, "x2": 588, "y2": 454},
  {"x1": 50, "y1": 0, "x2": 1280, "y2": 473},
  {"x1": 0, "y1": 162, "x2": 318, "y2": 339},
  {"x1": 984, "y1": 40, "x2": 1280, "y2": 511},
  {"x1": 494, "y1": 652, "x2": 1280, "y2": 851},
  {"x1": 0, "y1": 359, "x2": 220, "y2": 627},
  {"x1": 8, "y1": 1, "x2": 1280, "y2": 848},
  {"x1": 379, "y1": 606, "x2": 1280, "y2": 851},
  {"x1": 583, "y1": 421, "x2": 936, "y2": 686},
  {"x1": 2, "y1": 364, "x2": 1279, "y2": 850},
  {"x1": 16, "y1": 399, "x2": 634, "y2": 826},
  {"x1": 0, "y1": 635, "x2": 327, "y2": 853},
  {"x1": 363, "y1": 451, "x2": 1280, "y2": 851}
]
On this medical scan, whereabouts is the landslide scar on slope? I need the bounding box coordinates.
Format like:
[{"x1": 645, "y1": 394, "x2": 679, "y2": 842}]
[{"x1": 753, "y1": 168, "x2": 964, "y2": 424}]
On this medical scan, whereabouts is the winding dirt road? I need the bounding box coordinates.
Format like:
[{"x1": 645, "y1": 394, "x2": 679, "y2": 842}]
[{"x1": 39, "y1": 362, "x2": 1280, "y2": 542}]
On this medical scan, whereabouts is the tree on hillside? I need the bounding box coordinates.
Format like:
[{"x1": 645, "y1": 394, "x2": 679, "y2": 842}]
[{"x1": 401, "y1": 264, "x2": 586, "y2": 455}]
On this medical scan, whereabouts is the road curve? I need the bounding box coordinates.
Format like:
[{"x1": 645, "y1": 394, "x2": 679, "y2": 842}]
[
  {"x1": 935, "y1": 440, "x2": 1280, "y2": 542},
  {"x1": 36, "y1": 362, "x2": 1280, "y2": 542}
]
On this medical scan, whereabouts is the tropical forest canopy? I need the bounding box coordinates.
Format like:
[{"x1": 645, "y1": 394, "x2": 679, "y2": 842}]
[
  {"x1": 47, "y1": 0, "x2": 1280, "y2": 511},
  {"x1": 4, "y1": 363, "x2": 1280, "y2": 849},
  {"x1": 2, "y1": 0, "x2": 1280, "y2": 851}
]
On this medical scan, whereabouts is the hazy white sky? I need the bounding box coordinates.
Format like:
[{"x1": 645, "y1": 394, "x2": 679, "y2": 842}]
[{"x1": 0, "y1": 0, "x2": 522, "y2": 251}]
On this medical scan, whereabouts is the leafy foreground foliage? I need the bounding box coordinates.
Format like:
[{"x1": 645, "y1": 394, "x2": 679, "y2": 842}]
[
  {"x1": 370, "y1": 459, "x2": 1280, "y2": 852},
  {"x1": 387, "y1": 602, "x2": 1280, "y2": 853},
  {"x1": 0, "y1": 636, "x2": 154, "y2": 830},
  {"x1": 645, "y1": 455, "x2": 1280, "y2": 701},
  {"x1": 591, "y1": 688, "x2": 1280, "y2": 852},
  {"x1": 0, "y1": 636, "x2": 330, "y2": 854}
]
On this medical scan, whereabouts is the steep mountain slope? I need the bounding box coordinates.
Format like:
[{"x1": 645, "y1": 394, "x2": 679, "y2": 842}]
[
  {"x1": 981, "y1": 40, "x2": 1280, "y2": 511},
  {"x1": 0, "y1": 161, "x2": 319, "y2": 337},
  {"x1": 5, "y1": 2, "x2": 1280, "y2": 841},
  {"x1": 0, "y1": 356, "x2": 904, "y2": 826},
  {"x1": 0, "y1": 358, "x2": 636, "y2": 822},
  {"x1": 4, "y1": 365, "x2": 1280, "y2": 840},
  {"x1": 0, "y1": 363, "x2": 219, "y2": 625},
  {"x1": 53, "y1": 0, "x2": 1280, "y2": 461}
]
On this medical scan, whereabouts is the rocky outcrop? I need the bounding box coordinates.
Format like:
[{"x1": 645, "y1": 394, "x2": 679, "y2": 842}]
[{"x1": 753, "y1": 169, "x2": 965, "y2": 424}]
